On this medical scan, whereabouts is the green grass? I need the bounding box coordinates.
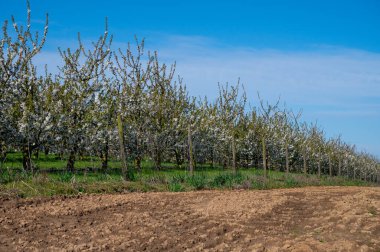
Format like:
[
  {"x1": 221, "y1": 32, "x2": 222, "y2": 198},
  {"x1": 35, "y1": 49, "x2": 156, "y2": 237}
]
[
  {"x1": 0, "y1": 152, "x2": 123, "y2": 170},
  {"x1": 0, "y1": 168, "x2": 376, "y2": 198},
  {"x1": 0, "y1": 153, "x2": 377, "y2": 198}
]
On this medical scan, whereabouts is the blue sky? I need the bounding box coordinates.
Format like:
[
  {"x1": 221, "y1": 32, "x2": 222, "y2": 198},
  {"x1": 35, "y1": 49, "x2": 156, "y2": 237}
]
[{"x1": 1, "y1": 0, "x2": 380, "y2": 157}]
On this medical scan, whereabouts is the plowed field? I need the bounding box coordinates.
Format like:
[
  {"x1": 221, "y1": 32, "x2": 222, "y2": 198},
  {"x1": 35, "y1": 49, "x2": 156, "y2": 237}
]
[{"x1": 1, "y1": 186, "x2": 379, "y2": 251}]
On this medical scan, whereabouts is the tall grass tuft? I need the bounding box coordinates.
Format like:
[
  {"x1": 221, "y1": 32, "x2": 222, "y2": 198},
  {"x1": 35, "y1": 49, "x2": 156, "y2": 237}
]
[
  {"x1": 185, "y1": 173, "x2": 207, "y2": 189},
  {"x1": 212, "y1": 172, "x2": 245, "y2": 188}
]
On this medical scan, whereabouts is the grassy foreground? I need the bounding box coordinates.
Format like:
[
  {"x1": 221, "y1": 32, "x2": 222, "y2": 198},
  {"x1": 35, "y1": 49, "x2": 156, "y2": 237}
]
[
  {"x1": 0, "y1": 152, "x2": 376, "y2": 198},
  {"x1": 0, "y1": 168, "x2": 375, "y2": 198}
]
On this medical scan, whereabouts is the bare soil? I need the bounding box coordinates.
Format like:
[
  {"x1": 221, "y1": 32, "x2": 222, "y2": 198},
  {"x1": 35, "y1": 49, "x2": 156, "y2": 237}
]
[{"x1": 1, "y1": 186, "x2": 379, "y2": 251}]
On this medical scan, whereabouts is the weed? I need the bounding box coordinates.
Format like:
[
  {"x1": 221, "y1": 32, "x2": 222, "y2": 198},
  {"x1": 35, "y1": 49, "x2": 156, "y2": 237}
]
[
  {"x1": 285, "y1": 175, "x2": 299, "y2": 188},
  {"x1": 251, "y1": 176, "x2": 269, "y2": 190},
  {"x1": 57, "y1": 172, "x2": 74, "y2": 182},
  {"x1": 186, "y1": 173, "x2": 207, "y2": 189},
  {"x1": 126, "y1": 169, "x2": 136, "y2": 181},
  {"x1": 170, "y1": 173, "x2": 186, "y2": 184},
  {"x1": 143, "y1": 173, "x2": 167, "y2": 184},
  {"x1": 168, "y1": 182, "x2": 184, "y2": 192},
  {"x1": 212, "y1": 172, "x2": 244, "y2": 188}
]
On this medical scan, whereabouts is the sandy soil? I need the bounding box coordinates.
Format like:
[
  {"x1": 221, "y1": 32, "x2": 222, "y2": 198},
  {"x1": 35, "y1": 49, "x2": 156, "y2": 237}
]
[{"x1": 0, "y1": 186, "x2": 379, "y2": 251}]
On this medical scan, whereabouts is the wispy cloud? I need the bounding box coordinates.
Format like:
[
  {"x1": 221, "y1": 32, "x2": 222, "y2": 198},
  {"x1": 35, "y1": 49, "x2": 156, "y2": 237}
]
[{"x1": 146, "y1": 35, "x2": 380, "y2": 114}]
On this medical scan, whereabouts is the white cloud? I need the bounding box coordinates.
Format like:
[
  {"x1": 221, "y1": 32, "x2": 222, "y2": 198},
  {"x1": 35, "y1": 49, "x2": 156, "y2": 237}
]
[{"x1": 154, "y1": 36, "x2": 380, "y2": 99}]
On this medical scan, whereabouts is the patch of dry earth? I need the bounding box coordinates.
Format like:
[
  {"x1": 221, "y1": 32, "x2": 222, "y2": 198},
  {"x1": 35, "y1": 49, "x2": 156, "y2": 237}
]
[{"x1": 0, "y1": 186, "x2": 379, "y2": 251}]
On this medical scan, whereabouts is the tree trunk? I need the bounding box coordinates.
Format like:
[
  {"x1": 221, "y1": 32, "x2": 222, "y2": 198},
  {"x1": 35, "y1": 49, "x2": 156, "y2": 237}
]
[
  {"x1": 100, "y1": 153, "x2": 107, "y2": 171},
  {"x1": 328, "y1": 155, "x2": 332, "y2": 176},
  {"x1": 0, "y1": 151, "x2": 6, "y2": 162},
  {"x1": 318, "y1": 158, "x2": 321, "y2": 177},
  {"x1": 135, "y1": 132, "x2": 142, "y2": 173},
  {"x1": 232, "y1": 136, "x2": 237, "y2": 175},
  {"x1": 303, "y1": 148, "x2": 307, "y2": 174},
  {"x1": 210, "y1": 147, "x2": 214, "y2": 169},
  {"x1": 79, "y1": 152, "x2": 85, "y2": 161},
  {"x1": 338, "y1": 158, "x2": 342, "y2": 177},
  {"x1": 174, "y1": 149, "x2": 183, "y2": 169},
  {"x1": 223, "y1": 157, "x2": 227, "y2": 170},
  {"x1": 262, "y1": 136, "x2": 267, "y2": 178},
  {"x1": 245, "y1": 153, "x2": 249, "y2": 169},
  {"x1": 67, "y1": 148, "x2": 76, "y2": 172},
  {"x1": 101, "y1": 141, "x2": 109, "y2": 171},
  {"x1": 22, "y1": 145, "x2": 32, "y2": 172},
  {"x1": 0, "y1": 143, "x2": 7, "y2": 162},
  {"x1": 117, "y1": 114, "x2": 128, "y2": 179},
  {"x1": 188, "y1": 125, "x2": 194, "y2": 175},
  {"x1": 44, "y1": 147, "x2": 49, "y2": 156},
  {"x1": 135, "y1": 156, "x2": 142, "y2": 173},
  {"x1": 154, "y1": 148, "x2": 162, "y2": 170},
  {"x1": 285, "y1": 143, "x2": 289, "y2": 174}
]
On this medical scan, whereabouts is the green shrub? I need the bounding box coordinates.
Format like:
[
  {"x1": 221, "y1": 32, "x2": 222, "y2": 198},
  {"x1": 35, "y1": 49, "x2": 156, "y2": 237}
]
[
  {"x1": 57, "y1": 172, "x2": 74, "y2": 182},
  {"x1": 0, "y1": 169, "x2": 30, "y2": 183},
  {"x1": 186, "y1": 173, "x2": 207, "y2": 189},
  {"x1": 168, "y1": 182, "x2": 184, "y2": 192},
  {"x1": 143, "y1": 173, "x2": 167, "y2": 184},
  {"x1": 94, "y1": 173, "x2": 113, "y2": 181},
  {"x1": 285, "y1": 175, "x2": 299, "y2": 187},
  {"x1": 170, "y1": 173, "x2": 186, "y2": 184},
  {"x1": 212, "y1": 172, "x2": 244, "y2": 187},
  {"x1": 126, "y1": 169, "x2": 136, "y2": 181},
  {"x1": 251, "y1": 176, "x2": 269, "y2": 190}
]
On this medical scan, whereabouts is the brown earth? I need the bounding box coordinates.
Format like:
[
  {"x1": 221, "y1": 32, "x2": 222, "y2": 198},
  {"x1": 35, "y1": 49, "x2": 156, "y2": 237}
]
[{"x1": 0, "y1": 186, "x2": 379, "y2": 251}]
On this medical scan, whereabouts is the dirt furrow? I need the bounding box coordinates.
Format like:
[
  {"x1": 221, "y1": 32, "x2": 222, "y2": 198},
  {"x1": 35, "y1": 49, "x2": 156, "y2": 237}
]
[{"x1": 0, "y1": 186, "x2": 379, "y2": 251}]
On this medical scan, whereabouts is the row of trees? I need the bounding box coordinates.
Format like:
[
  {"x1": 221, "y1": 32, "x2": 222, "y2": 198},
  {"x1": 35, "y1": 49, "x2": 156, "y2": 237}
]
[{"x1": 1, "y1": 2, "x2": 379, "y2": 182}]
